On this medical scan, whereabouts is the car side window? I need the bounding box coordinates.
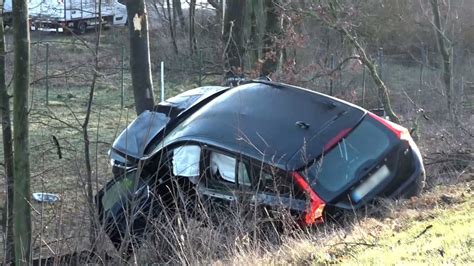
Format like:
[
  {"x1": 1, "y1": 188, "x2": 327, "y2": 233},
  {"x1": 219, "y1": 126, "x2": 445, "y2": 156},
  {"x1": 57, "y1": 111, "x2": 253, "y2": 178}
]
[
  {"x1": 203, "y1": 150, "x2": 252, "y2": 189},
  {"x1": 210, "y1": 152, "x2": 237, "y2": 183},
  {"x1": 237, "y1": 161, "x2": 251, "y2": 187}
]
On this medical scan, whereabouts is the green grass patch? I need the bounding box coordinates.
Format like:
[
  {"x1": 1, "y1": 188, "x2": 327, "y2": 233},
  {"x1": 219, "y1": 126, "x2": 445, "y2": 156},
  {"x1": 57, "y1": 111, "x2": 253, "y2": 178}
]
[{"x1": 340, "y1": 197, "x2": 473, "y2": 265}]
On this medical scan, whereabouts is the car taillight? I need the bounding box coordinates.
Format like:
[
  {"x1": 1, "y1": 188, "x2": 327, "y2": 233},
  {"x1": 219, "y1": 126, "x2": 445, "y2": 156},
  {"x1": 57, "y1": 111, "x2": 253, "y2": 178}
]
[
  {"x1": 291, "y1": 172, "x2": 326, "y2": 226},
  {"x1": 368, "y1": 112, "x2": 412, "y2": 142}
]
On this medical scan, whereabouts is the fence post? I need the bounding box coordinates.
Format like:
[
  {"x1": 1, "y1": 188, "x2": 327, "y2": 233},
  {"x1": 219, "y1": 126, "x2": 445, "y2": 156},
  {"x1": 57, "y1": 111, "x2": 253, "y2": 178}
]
[
  {"x1": 120, "y1": 45, "x2": 125, "y2": 108},
  {"x1": 378, "y1": 47, "x2": 384, "y2": 80},
  {"x1": 362, "y1": 66, "x2": 366, "y2": 107},
  {"x1": 45, "y1": 43, "x2": 49, "y2": 106},
  {"x1": 198, "y1": 50, "x2": 203, "y2": 87},
  {"x1": 161, "y1": 61, "x2": 165, "y2": 101},
  {"x1": 460, "y1": 76, "x2": 464, "y2": 111},
  {"x1": 329, "y1": 53, "x2": 334, "y2": 96},
  {"x1": 418, "y1": 46, "x2": 425, "y2": 103}
]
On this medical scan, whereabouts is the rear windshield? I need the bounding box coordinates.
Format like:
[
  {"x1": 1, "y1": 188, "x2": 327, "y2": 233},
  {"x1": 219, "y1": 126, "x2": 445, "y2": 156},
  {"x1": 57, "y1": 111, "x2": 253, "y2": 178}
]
[{"x1": 301, "y1": 117, "x2": 393, "y2": 201}]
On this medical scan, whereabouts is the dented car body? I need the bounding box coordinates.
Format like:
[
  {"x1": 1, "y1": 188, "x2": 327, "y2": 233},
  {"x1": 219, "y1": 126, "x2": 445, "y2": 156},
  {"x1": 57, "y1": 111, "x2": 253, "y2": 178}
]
[{"x1": 96, "y1": 81, "x2": 425, "y2": 248}]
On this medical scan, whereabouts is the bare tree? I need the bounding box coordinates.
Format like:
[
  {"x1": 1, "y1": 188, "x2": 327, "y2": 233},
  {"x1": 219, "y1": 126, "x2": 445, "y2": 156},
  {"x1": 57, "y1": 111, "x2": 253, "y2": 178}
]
[
  {"x1": 429, "y1": 0, "x2": 454, "y2": 119},
  {"x1": 172, "y1": 0, "x2": 186, "y2": 32},
  {"x1": 166, "y1": 0, "x2": 179, "y2": 54},
  {"x1": 82, "y1": 0, "x2": 104, "y2": 247},
  {"x1": 150, "y1": 0, "x2": 179, "y2": 54},
  {"x1": 223, "y1": 0, "x2": 247, "y2": 74},
  {"x1": 260, "y1": 0, "x2": 282, "y2": 77},
  {"x1": 0, "y1": 5, "x2": 14, "y2": 264},
  {"x1": 12, "y1": 0, "x2": 32, "y2": 263},
  {"x1": 125, "y1": 0, "x2": 156, "y2": 114},
  {"x1": 308, "y1": 1, "x2": 400, "y2": 123},
  {"x1": 189, "y1": 0, "x2": 198, "y2": 55},
  {"x1": 166, "y1": 0, "x2": 178, "y2": 54}
]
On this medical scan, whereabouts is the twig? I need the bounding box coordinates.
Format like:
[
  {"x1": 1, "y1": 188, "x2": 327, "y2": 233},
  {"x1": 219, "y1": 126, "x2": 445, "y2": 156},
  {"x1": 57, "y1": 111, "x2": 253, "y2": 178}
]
[
  {"x1": 52, "y1": 135, "x2": 62, "y2": 159},
  {"x1": 414, "y1": 224, "x2": 433, "y2": 239}
]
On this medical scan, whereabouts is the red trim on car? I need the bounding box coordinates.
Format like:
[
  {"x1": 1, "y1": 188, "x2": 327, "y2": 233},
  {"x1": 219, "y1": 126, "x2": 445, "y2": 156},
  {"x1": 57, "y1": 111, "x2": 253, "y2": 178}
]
[
  {"x1": 291, "y1": 171, "x2": 326, "y2": 226},
  {"x1": 323, "y1": 128, "x2": 352, "y2": 152},
  {"x1": 368, "y1": 112, "x2": 411, "y2": 141}
]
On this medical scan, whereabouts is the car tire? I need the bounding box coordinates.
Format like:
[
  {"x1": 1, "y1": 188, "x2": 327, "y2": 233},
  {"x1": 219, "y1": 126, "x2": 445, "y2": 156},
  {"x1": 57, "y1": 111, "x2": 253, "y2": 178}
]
[{"x1": 401, "y1": 172, "x2": 426, "y2": 198}]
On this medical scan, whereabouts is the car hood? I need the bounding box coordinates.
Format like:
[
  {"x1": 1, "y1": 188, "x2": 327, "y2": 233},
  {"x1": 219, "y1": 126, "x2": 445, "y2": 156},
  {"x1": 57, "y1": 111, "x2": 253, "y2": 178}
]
[{"x1": 111, "y1": 111, "x2": 170, "y2": 159}]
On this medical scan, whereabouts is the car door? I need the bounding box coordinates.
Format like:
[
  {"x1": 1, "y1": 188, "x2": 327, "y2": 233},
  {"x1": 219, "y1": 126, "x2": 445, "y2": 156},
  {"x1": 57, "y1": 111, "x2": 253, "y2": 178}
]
[
  {"x1": 196, "y1": 148, "x2": 253, "y2": 213},
  {"x1": 249, "y1": 163, "x2": 307, "y2": 218},
  {"x1": 148, "y1": 144, "x2": 202, "y2": 212}
]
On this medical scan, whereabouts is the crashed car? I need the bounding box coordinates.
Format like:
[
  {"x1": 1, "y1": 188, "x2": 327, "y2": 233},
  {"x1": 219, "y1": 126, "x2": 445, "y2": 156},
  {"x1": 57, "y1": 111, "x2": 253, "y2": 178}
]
[{"x1": 96, "y1": 80, "x2": 425, "y2": 249}]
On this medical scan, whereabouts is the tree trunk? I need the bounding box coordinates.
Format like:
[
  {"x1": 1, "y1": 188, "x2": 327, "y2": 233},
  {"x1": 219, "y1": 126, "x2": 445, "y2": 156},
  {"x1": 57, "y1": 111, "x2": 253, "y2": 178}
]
[
  {"x1": 189, "y1": 0, "x2": 198, "y2": 55},
  {"x1": 126, "y1": 0, "x2": 155, "y2": 115},
  {"x1": 339, "y1": 26, "x2": 400, "y2": 124},
  {"x1": 430, "y1": 0, "x2": 453, "y2": 118},
  {"x1": 0, "y1": 8, "x2": 15, "y2": 265},
  {"x1": 260, "y1": 0, "x2": 282, "y2": 77},
  {"x1": 307, "y1": 3, "x2": 399, "y2": 123},
  {"x1": 166, "y1": 0, "x2": 179, "y2": 54},
  {"x1": 248, "y1": 0, "x2": 263, "y2": 70},
  {"x1": 223, "y1": 0, "x2": 247, "y2": 73},
  {"x1": 172, "y1": 0, "x2": 186, "y2": 32},
  {"x1": 81, "y1": 0, "x2": 103, "y2": 248},
  {"x1": 12, "y1": 0, "x2": 32, "y2": 263}
]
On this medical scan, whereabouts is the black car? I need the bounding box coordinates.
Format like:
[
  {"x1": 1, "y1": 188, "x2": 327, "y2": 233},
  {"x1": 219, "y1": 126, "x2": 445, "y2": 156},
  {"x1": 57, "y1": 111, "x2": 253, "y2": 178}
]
[{"x1": 96, "y1": 81, "x2": 425, "y2": 249}]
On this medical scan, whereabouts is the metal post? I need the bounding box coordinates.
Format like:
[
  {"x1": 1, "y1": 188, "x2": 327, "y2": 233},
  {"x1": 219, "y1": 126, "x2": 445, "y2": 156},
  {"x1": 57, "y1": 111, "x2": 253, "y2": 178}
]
[
  {"x1": 161, "y1": 61, "x2": 165, "y2": 101},
  {"x1": 378, "y1": 47, "x2": 384, "y2": 80},
  {"x1": 120, "y1": 46, "x2": 124, "y2": 108},
  {"x1": 45, "y1": 43, "x2": 49, "y2": 106},
  {"x1": 198, "y1": 50, "x2": 203, "y2": 87},
  {"x1": 418, "y1": 46, "x2": 425, "y2": 103},
  {"x1": 329, "y1": 54, "x2": 334, "y2": 96},
  {"x1": 460, "y1": 76, "x2": 464, "y2": 109},
  {"x1": 362, "y1": 66, "x2": 366, "y2": 107}
]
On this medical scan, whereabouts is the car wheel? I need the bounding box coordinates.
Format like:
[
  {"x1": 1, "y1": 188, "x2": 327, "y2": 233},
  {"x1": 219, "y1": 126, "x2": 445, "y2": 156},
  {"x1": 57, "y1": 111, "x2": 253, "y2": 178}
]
[{"x1": 401, "y1": 172, "x2": 426, "y2": 198}]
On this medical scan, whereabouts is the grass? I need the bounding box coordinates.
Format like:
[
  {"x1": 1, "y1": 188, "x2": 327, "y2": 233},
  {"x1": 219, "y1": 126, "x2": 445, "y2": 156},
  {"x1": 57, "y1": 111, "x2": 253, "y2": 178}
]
[
  {"x1": 340, "y1": 186, "x2": 473, "y2": 264},
  {"x1": 349, "y1": 202, "x2": 473, "y2": 264},
  {"x1": 231, "y1": 172, "x2": 473, "y2": 265}
]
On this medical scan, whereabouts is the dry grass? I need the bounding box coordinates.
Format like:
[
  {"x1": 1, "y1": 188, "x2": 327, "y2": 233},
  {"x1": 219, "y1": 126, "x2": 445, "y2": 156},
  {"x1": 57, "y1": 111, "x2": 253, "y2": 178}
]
[{"x1": 226, "y1": 170, "x2": 473, "y2": 265}]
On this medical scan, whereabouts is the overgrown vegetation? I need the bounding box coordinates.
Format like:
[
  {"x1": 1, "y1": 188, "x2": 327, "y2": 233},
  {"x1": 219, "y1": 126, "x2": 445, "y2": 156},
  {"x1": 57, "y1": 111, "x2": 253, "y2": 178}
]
[{"x1": 0, "y1": 0, "x2": 473, "y2": 264}]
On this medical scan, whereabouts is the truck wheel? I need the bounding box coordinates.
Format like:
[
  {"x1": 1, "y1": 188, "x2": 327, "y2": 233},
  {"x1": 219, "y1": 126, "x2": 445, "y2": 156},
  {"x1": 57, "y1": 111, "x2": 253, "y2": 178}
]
[
  {"x1": 76, "y1": 21, "x2": 87, "y2": 34},
  {"x1": 101, "y1": 16, "x2": 112, "y2": 31}
]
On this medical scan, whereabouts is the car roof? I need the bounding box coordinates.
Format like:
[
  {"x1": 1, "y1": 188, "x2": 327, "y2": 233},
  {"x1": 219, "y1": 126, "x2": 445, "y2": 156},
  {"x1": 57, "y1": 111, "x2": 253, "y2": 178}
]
[{"x1": 161, "y1": 81, "x2": 366, "y2": 170}]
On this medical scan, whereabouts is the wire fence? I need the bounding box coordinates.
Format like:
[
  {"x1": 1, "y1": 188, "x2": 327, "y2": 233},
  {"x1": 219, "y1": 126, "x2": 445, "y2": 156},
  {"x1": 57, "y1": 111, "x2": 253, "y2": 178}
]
[{"x1": 309, "y1": 47, "x2": 474, "y2": 121}]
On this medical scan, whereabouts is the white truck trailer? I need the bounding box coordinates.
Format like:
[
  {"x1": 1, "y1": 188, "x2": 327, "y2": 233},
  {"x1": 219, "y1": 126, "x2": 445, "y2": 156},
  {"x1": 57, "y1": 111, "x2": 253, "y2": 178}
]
[{"x1": 3, "y1": 0, "x2": 127, "y2": 34}]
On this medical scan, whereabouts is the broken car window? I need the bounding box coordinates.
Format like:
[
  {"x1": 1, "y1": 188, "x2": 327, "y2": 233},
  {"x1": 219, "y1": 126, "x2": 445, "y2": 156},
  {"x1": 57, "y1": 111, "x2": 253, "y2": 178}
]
[
  {"x1": 210, "y1": 152, "x2": 236, "y2": 183},
  {"x1": 303, "y1": 117, "x2": 391, "y2": 200},
  {"x1": 238, "y1": 161, "x2": 251, "y2": 186},
  {"x1": 172, "y1": 145, "x2": 201, "y2": 177}
]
